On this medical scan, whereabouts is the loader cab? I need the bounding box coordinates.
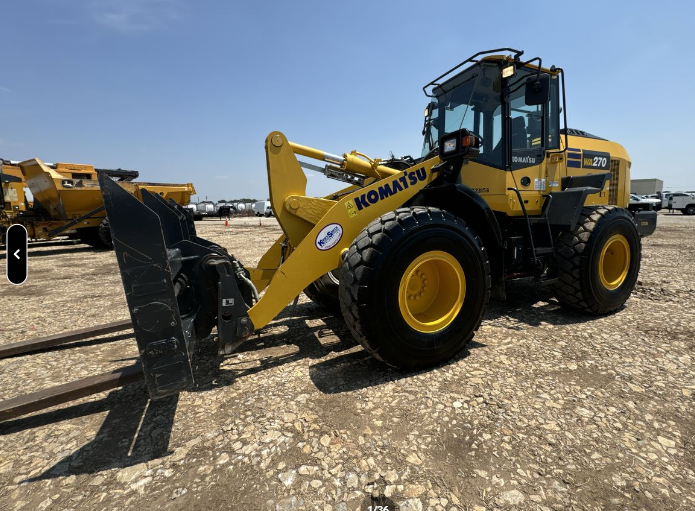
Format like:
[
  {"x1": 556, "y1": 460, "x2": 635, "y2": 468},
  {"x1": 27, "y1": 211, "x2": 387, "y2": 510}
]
[{"x1": 422, "y1": 59, "x2": 560, "y2": 173}]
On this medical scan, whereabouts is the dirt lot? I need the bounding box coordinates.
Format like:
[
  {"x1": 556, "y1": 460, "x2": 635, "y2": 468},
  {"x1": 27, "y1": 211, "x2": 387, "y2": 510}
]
[{"x1": 0, "y1": 213, "x2": 693, "y2": 511}]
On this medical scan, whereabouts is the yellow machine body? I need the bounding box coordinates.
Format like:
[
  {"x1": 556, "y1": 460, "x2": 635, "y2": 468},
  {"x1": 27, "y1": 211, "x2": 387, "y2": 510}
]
[
  {"x1": 7, "y1": 159, "x2": 196, "y2": 241},
  {"x1": 241, "y1": 55, "x2": 634, "y2": 332},
  {"x1": 1, "y1": 163, "x2": 28, "y2": 217},
  {"x1": 459, "y1": 134, "x2": 631, "y2": 216}
]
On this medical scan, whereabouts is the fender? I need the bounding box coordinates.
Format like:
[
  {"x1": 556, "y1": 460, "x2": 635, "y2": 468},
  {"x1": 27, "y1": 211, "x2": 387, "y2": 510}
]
[
  {"x1": 406, "y1": 180, "x2": 506, "y2": 299},
  {"x1": 407, "y1": 180, "x2": 503, "y2": 247},
  {"x1": 547, "y1": 172, "x2": 611, "y2": 231}
]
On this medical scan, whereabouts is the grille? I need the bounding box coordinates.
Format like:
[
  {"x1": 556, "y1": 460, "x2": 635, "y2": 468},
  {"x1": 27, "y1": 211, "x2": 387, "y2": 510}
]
[{"x1": 608, "y1": 159, "x2": 620, "y2": 205}]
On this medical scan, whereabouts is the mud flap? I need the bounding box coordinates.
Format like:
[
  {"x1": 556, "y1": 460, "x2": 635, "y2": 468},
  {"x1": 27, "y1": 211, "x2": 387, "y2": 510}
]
[
  {"x1": 99, "y1": 173, "x2": 253, "y2": 399},
  {"x1": 633, "y1": 210, "x2": 657, "y2": 237}
]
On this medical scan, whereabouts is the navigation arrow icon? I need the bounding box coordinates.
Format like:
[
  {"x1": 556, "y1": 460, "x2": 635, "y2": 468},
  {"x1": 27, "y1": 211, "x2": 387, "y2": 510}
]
[{"x1": 6, "y1": 224, "x2": 28, "y2": 285}]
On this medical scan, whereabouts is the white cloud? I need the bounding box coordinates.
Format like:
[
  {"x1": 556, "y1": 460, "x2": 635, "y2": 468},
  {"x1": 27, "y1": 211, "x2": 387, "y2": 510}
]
[
  {"x1": 0, "y1": 137, "x2": 23, "y2": 149},
  {"x1": 89, "y1": 0, "x2": 184, "y2": 33}
]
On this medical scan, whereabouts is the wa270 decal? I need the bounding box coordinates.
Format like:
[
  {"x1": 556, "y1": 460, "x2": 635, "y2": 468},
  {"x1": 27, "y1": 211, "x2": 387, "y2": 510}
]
[{"x1": 581, "y1": 150, "x2": 610, "y2": 170}]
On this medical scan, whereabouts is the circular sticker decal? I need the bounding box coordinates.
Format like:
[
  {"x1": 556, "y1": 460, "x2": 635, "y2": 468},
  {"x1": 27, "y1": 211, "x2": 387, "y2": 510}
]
[{"x1": 315, "y1": 223, "x2": 343, "y2": 251}]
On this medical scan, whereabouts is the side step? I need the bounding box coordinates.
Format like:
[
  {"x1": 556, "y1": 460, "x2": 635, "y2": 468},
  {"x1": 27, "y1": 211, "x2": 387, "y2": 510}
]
[{"x1": 534, "y1": 247, "x2": 554, "y2": 256}]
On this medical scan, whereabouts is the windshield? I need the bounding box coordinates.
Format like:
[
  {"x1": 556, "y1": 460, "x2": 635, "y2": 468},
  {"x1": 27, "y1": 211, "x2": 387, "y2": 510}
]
[
  {"x1": 422, "y1": 66, "x2": 479, "y2": 157},
  {"x1": 422, "y1": 61, "x2": 558, "y2": 169},
  {"x1": 421, "y1": 62, "x2": 504, "y2": 168}
]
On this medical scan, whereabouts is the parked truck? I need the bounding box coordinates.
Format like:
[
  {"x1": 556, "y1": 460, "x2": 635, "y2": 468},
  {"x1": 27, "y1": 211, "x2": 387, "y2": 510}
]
[
  {"x1": 253, "y1": 200, "x2": 272, "y2": 216},
  {"x1": 668, "y1": 193, "x2": 695, "y2": 215}
]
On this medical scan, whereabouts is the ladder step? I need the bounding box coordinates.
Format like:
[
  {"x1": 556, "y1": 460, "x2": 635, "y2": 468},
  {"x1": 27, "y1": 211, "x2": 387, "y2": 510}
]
[
  {"x1": 540, "y1": 278, "x2": 559, "y2": 287},
  {"x1": 534, "y1": 247, "x2": 555, "y2": 255}
]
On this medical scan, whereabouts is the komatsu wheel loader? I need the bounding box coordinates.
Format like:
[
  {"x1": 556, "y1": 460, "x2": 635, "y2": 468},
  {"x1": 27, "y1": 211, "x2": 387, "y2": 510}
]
[{"x1": 100, "y1": 48, "x2": 656, "y2": 399}]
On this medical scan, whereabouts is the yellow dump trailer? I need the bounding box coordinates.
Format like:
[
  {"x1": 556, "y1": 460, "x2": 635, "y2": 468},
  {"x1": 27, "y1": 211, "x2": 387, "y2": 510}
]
[{"x1": 1, "y1": 159, "x2": 195, "y2": 248}]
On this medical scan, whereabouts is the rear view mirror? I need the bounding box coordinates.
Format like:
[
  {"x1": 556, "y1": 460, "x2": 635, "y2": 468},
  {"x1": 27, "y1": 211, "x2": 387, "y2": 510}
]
[
  {"x1": 525, "y1": 74, "x2": 550, "y2": 105},
  {"x1": 424, "y1": 102, "x2": 435, "y2": 118}
]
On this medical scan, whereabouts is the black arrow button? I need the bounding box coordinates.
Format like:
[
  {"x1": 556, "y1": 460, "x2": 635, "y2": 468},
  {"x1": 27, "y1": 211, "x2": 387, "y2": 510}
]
[{"x1": 6, "y1": 224, "x2": 28, "y2": 285}]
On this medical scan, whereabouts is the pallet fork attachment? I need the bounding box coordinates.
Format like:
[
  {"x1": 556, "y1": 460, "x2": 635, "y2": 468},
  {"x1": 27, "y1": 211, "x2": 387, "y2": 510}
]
[{"x1": 98, "y1": 173, "x2": 254, "y2": 399}]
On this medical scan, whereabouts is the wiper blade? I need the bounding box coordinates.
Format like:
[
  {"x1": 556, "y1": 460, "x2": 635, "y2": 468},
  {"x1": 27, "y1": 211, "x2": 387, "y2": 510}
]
[{"x1": 423, "y1": 145, "x2": 438, "y2": 159}]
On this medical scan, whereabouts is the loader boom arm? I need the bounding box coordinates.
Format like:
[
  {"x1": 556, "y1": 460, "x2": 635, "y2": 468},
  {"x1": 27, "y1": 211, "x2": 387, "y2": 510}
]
[
  {"x1": 246, "y1": 132, "x2": 438, "y2": 330},
  {"x1": 101, "y1": 131, "x2": 440, "y2": 399}
]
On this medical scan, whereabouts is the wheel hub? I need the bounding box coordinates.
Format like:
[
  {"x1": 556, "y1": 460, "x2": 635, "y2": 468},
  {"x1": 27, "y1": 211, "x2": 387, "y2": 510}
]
[
  {"x1": 398, "y1": 251, "x2": 466, "y2": 333},
  {"x1": 599, "y1": 234, "x2": 630, "y2": 290},
  {"x1": 406, "y1": 270, "x2": 428, "y2": 300}
]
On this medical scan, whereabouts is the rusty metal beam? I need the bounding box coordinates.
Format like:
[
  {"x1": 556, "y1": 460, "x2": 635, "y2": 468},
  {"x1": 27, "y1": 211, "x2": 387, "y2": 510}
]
[
  {"x1": 0, "y1": 319, "x2": 132, "y2": 359},
  {"x1": 0, "y1": 364, "x2": 144, "y2": 423}
]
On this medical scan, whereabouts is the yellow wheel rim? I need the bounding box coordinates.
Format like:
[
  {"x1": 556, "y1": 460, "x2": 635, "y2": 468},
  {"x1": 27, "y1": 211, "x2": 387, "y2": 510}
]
[
  {"x1": 398, "y1": 250, "x2": 466, "y2": 333},
  {"x1": 599, "y1": 234, "x2": 630, "y2": 290}
]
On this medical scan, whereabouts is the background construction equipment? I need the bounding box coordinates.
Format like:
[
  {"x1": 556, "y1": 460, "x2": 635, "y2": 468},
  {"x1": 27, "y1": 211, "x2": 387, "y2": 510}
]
[{"x1": 1, "y1": 158, "x2": 195, "y2": 248}]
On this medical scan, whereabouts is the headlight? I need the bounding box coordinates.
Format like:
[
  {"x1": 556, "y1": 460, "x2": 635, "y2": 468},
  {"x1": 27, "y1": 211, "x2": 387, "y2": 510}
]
[
  {"x1": 443, "y1": 138, "x2": 457, "y2": 153},
  {"x1": 438, "y1": 129, "x2": 481, "y2": 163}
]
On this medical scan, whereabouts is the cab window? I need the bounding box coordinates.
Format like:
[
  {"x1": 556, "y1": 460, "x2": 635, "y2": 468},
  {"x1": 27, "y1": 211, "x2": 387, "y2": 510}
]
[{"x1": 507, "y1": 66, "x2": 559, "y2": 151}]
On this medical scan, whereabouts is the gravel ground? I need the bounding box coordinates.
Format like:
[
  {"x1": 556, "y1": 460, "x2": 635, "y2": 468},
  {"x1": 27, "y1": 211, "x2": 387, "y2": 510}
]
[{"x1": 0, "y1": 213, "x2": 693, "y2": 511}]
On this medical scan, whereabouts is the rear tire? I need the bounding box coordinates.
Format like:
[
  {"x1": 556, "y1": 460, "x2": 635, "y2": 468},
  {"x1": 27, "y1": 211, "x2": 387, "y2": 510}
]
[
  {"x1": 77, "y1": 226, "x2": 109, "y2": 249},
  {"x1": 684, "y1": 204, "x2": 695, "y2": 215},
  {"x1": 304, "y1": 270, "x2": 341, "y2": 312},
  {"x1": 339, "y1": 207, "x2": 490, "y2": 370},
  {"x1": 553, "y1": 205, "x2": 641, "y2": 315},
  {"x1": 98, "y1": 218, "x2": 114, "y2": 249}
]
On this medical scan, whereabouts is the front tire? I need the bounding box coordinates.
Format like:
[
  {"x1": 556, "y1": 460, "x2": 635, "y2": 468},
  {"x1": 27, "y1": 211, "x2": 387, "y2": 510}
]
[
  {"x1": 98, "y1": 218, "x2": 114, "y2": 249},
  {"x1": 553, "y1": 206, "x2": 641, "y2": 314},
  {"x1": 76, "y1": 226, "x2": 110, "y2": 249},
  {"x1": 339, "y1": 207, "x2": 490, "y2": 370}
]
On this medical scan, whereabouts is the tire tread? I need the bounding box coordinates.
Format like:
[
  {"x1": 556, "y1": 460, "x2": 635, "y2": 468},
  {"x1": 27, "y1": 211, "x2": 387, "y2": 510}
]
[
  {"x1": 553, "y1": 205, "x2": 641, "y2": 315},
  {"x1": 339, "y1": 207, "x2": 490, "y2": 367}
]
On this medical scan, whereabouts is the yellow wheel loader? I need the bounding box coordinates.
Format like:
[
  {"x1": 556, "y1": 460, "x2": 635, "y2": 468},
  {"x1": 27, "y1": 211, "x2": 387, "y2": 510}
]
[{"x1": 98, "y1": 48, "x2": 656, "y2": 399}]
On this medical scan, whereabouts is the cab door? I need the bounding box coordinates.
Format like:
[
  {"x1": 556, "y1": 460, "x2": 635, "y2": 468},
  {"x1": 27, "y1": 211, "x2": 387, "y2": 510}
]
[
  {"x1": 505, "y1": 71, "x2": 561, "y2": 215},
  {"x1": 506, "y1": 79, "x2": 547, "y2": 215}
]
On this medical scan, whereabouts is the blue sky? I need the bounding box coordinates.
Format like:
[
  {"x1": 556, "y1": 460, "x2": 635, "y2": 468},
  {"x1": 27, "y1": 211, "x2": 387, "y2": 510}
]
[{"x1": 1, "y1": 0, "x2": 693, "y2": 200}]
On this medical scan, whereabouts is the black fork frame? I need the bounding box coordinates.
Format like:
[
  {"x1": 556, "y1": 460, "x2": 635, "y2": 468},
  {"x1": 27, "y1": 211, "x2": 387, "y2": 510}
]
[{"x1": 98, "y1": 173, "x2": 254, "y2": 399}]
